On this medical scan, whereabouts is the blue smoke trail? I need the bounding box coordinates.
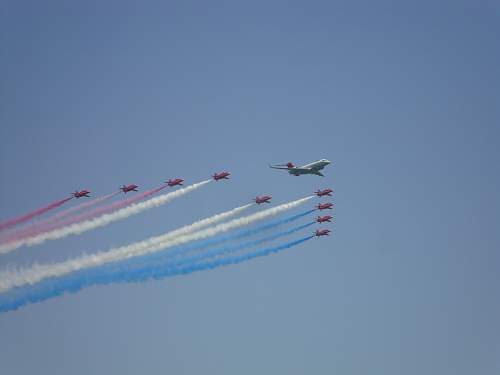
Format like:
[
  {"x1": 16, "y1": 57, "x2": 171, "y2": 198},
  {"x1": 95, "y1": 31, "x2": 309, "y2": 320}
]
[
  {"x1": 171, "y1": 235, "x2": 314, "y2": 275},
  {"x1": 116, "y1": 221, "x2": 314, "y2": 272},
  {"x1": 0, "y1": 235, "x2": 314, "y2": 313},
  {"x1": 105, "y1": 209, "x2": 315, "y2": 272},
  {"x1": 143, "y1": 209, "x2": 316, "y2": 263}
]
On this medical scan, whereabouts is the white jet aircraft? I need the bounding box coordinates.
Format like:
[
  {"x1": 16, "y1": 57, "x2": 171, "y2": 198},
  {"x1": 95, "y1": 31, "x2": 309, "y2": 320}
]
[{"x1": 269, "y1": 159, "x2": 331, "y2": 176}]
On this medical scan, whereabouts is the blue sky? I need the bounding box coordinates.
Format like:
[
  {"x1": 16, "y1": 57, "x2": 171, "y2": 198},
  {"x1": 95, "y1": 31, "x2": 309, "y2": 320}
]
[{"x1": 0, "y1": 1, "x2": 499, "y2": 374}]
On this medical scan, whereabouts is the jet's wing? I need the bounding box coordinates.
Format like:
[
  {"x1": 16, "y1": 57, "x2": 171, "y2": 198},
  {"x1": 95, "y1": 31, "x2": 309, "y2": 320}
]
[
  {"x1": 310, "y1": 164, "x2": 326, "y2": 171},
  {"x1": 313, "y1": 171, "x2": 324, "y2": 177},
  {"x1": 292, "y1": 168, "x2": 313, "y2": 173}
]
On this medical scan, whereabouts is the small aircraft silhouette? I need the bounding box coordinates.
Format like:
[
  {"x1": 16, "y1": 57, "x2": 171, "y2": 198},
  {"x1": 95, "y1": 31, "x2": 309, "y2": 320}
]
[
  {"x1": 315, "y1": 229, "x2": 331, "y2": 237},
  {"x1": 316, "y1": 215, "x2": 333, "y2": 223},
  {"x1": 254, "y1": 195, "x2": 272, "y2": 204},
  {"x1": 166, "y1": 178, "x2": 184, "y2": 187},
  {"x1": 72, "y1": 190, "x2": 90, "y2": 198},
  {"x1": 316, "y1": 203, "x2": 334, "y2": 210},
  {"x1": 315, "y1": 188, "x2": 333, "y2": 197},
  {"x1": 73, "y1": 190, "x2": 90, "y2": 198},
  {"x1": 121, "y1": 184, "x2": 139, "y2": 193},
  {"x1": 213, "y1": 171, "x2": 230, "y2": 181}
]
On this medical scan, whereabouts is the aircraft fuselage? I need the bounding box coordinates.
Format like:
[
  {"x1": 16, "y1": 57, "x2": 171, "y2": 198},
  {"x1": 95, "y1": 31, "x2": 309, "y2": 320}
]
[{"x1": 288, "y1": 159, "x2": 331, "y2": 176}]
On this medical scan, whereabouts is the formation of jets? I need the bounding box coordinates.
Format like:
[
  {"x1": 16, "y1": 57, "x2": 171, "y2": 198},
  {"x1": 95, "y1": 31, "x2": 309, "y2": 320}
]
[
  {"x1": 315, "y1": 188, "x2": 333, "y2": 235},
  {"x1": 270, "y1": 158, "x2": 334, "y2": 236},
  {"x1": 73, "y1": 172, "x2": 231, "y2": 199},
  {"x1": 70, "y1": 162, "x2": 334, "y2": 238},
  {"x1": 270, "y1": 159, "x2": 331, "y2": 177}
]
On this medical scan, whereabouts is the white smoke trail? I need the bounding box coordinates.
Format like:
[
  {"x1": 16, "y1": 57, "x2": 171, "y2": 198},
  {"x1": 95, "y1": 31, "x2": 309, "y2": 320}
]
[
  {"x1": 0, "y1": 180, "x2": 211, "y2": 254},
  {"x1": 0, "y1": 196, "x2": 312, "y2": 292},
  {"x1": 0, "y1": 203, "x2": 253, "y2": 291}
]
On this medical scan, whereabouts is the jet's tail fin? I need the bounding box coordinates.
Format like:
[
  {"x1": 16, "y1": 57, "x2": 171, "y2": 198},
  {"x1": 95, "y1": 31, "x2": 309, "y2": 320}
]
[{"x1": 269, "y1": 162, "x2": 294, "y2": 170}]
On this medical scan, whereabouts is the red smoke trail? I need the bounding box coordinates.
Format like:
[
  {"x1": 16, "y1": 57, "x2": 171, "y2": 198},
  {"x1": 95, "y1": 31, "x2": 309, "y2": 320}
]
[
  {"x1": 1, "y1": 186, "x2": 166, "y2": 243},
  {"x1": 0, "y1": 197, "x2": 73, "y2": 232},
  {"x1": 4, "y1": 191, "x2": 121, "y2": 241},
  {"x1": 60, "y1": 185, "x2": 168, "y2": 224},
  {"x1": 40, "y1": 191, "x2": 121, "y2": 225}
]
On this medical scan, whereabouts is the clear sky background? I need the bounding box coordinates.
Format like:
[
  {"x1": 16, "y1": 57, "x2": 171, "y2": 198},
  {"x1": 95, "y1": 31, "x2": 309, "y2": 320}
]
[{"x1": 0, "y1": 1, "x2": 499, "y2": 374}]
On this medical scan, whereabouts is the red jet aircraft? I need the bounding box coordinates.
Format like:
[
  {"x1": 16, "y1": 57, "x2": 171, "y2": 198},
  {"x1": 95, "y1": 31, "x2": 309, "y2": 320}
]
[
  {"x1": 315, "y1": 229, "x2": 331, "y2": 237},
  {"x1": 121, "y1": 184, "x2": 138, "y2": 193},
  {"x1": 254, "y1": 195, "x2": 272, "y2": 204},
  {"x1": 316, "y1": 215, "x2": 333, "y2": 223},
  {"x1": 316, "y1": 202, "x2": 334, "y2": 210},
  {"x1": 315, "y1": 188, "x2": 333, "y2": 197},
  {"x1": 73, "y1": 190, "x2": 90, "y2": 198},
  {"x1": 213, "y1": 171, "x2": 230, "y2": 181},
  {"x1": 166, "y1": 178, "x2": 184, "y2": 187}
]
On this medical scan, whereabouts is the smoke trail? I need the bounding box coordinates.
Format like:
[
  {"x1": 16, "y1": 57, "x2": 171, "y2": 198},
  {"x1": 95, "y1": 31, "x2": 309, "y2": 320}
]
[
  {"x1": 47, "y1": 186, "x2": 167, "y2": 230},
  {"x1": 0, "y1": 180, "x2": 211, "y2": 254},
  {"x1": 0, "y1": 197, "x2": 73, "y2": 232},
  {"x1": 136, "y1": 209, "x2": 316, "y2": 265},
  {"x1": 167, "y1": 235, "x2": 314, "y2": 277},
  {"x1": 32, "y1": 191, "x2": 121, "y2": 227},
  {"x1": 0, "y1": 202, "x2": 253, "y2": 291},
  {"x1": 128, "y1": 222, "x2": 315, "y2": 272},
  {"x1": 2, "y1": 186, "x2": 166, "y2": 246},
  {"x1": 0, "y1": 196, "x2": 312, "y2": 291},
  {"x1": 0, "y1": 236, "x2": 313, "y2": 313},
  {"x1": 1, "y1": 191, "x2": 121, "y2": 243}
]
